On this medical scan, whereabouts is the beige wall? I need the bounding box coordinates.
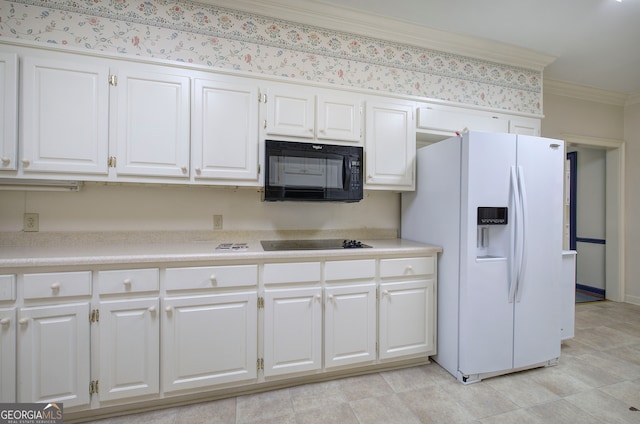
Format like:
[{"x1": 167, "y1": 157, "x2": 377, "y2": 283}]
[
  {"x1": 542, "y1": 90, "x2": 640, "y2": 305},
  {"x1": 624, "y1": 102, "x2": 640, "y2": 304}
]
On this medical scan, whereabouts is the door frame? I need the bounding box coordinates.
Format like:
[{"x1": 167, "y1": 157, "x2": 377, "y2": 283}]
[{"x1": 562, "y1": 133, "x2": 625, "y2": 302}]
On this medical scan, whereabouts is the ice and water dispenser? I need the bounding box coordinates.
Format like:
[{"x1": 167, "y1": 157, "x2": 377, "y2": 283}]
[{"x1": 476, "y1": 207, "x2": 508, "y2": 259}]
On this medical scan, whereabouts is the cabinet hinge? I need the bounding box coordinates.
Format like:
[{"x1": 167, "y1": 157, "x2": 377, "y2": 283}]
[
  {"x1": 258, "y1": 163, "x2": 261, "y2": 175},
  {"x1": 257, "y1": 358, "x2": 264, "y2": 371},
  {"x1": 257, "y1": 297, "x2": 264, "y2": 309},
  {"x1": 89, "y1": 380, "x2": 99, "y2": 395},
  {"x1": 258, "y1": 92, "x2": 267, "y2": 103},
  {"x1": 108, "y1": 156, "x2": 117, "y2": 168},
  {"x1": 108, "y1": 75, "x2": 117, "y2": 86},
  {"x1": 90, "y1": 309, "x2": 100, "y2": 323}
]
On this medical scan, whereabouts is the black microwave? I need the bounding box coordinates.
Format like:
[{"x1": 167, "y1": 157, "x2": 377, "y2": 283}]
[{"x1": 263, "y1": 140, "x2": 363, "y2": 202}]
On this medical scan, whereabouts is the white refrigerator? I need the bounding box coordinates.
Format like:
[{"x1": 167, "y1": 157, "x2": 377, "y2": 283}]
[{"x1": 401, "y1": 131, "x2": 564, "y2": 384}]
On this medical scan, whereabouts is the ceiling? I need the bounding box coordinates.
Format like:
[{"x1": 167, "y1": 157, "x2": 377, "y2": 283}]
[{"x1": 314, "y1": 0, "x2": 640, "y2": 95}]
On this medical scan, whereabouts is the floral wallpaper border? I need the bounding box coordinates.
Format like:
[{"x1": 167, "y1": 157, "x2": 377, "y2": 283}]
[{"x1": 0, "y1": 0, "x2": 542, "y2": 114}]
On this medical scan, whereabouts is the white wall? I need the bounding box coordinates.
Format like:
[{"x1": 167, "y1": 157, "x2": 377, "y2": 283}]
[{"x1": 0, "y1": 185, "x2": 399, "y2": 233}]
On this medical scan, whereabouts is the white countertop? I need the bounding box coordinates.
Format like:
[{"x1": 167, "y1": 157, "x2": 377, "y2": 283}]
[{"x1": 0, "y1": 231, "x2": 441, "y2": 269}]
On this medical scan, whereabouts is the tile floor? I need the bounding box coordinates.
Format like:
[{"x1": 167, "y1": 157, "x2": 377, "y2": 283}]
[{"x1": 90, "y1": 301, "x2": 640, "y2": 424}]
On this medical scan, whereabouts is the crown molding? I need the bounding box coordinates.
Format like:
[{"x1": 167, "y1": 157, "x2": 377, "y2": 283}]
[
  {"x1": 544, "y1": 79, "x2": 628, "y2": 106},
  {"x1": 198, "y1": 0, "x2": 555, "y2": 70}
]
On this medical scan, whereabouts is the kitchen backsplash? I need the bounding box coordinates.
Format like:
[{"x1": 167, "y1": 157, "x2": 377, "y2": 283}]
[{"x1": 0, "y1": 0, "x2": 542, "y2": 115}]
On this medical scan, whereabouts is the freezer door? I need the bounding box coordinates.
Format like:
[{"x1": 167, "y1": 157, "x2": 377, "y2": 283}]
[
  {"x1": 458, "y1": 132, "x2": 517, "y2": 375},
  {"x1": 512, "y1": 135, "x2": 563, "y2": 368}
]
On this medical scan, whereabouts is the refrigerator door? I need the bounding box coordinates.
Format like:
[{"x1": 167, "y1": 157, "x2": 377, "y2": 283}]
[
  {"x1": 512, "y1": 135, "x2": 563, "y2": 368},
  {"x1": 458, "y1": 132, "x2": 517, "y2": 376}
]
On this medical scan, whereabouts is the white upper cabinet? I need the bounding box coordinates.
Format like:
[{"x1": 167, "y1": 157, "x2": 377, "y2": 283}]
[
  {"x1": 20, "y1": 54, "x2": 110, "y2": 175},
  {"x1": 113, "y1": 66, "x2": 190, "y2": 178},
  {"x1": 0, "y1": 52, "x2": 18, "y2": 171},
  {"x1": 364, "y1": 99, "x2": 415, "y2": 190},
  {"x1": 316, "y1": 93, "x2": 361, "y2": 142},
  {"x1": 265, "y1": 85, "x2": 362, "y2": 143},
  {"x1": 417, "y1": 106, "x2": 508, "y2": 136},
  {"x1": 191, "y1": 77, "x2": 259, "y2": 183},
  {"x1": 508, "y1": 118, "x2": 541, "y2": 136}
]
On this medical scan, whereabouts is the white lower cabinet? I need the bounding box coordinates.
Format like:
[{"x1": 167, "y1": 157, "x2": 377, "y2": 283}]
[
  {"x1": 98, "y1": 298, "x2": 159, "y2": 402},
  {"x1": 18, "y1": 302, "x2": 91, "y2": 408},
  {"x1": 379, "y1": 279, "x2": 435, "y2": 360},
  {"x1": 162, "y1": 292, "x2": 258, "y2": 392},
  {"x1": 0, "y1": 307, "x2": 16, "y2": 402},
  {"x1": 324, "y1": 284, "x2": 376, "y2": 368},
  {"x1": 263, "y1": 286, "x2": 323, "y2": 377}
]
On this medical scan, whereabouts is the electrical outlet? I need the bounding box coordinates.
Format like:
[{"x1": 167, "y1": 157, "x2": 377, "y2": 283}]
[
  {"x1": 213, "y1": 214, "x2": 223, "y2": 230},
  {"x1": 24, "y1": 213, "x2": 39, "y2": 232}
]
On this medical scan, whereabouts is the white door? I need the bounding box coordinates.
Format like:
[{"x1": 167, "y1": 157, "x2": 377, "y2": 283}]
[
  {"x1": 98, "y1": 298, "x2": 159, "y2": 402},
  {"x1": 263, "y1": 287, "x2": 322, "y2": 377},
  {"x1": 0, "y1": 308, "x2": 16, "y2": 402},
  {"x1": 162, "y1": 292, "x2": 257, "y2": 393},
  {"x1": 21, "y1": 55, "x2": 109, "y2": 175},
  {"x1": 265, "y1": 87, "x2": 315, "y2": 138},
  {"x1": 0, "y1": 52, "x2": 18, "y2": 170},
  {"x1": 458, "y1": 131, "x2": 516, "y2": 376},
  {"x1": 114, "y1": 67, "x2": 190, "y2": 177},
  {"x1": 325, "y1": 284, "x2": 376, "y2": 368},
  {"x1": 512, "y1": 135, "x2": 563, "y2": 368},
  {"x1": 192, "y1": 78, "x2": 259, "y2": 181},
  {"x1": 316, "y1": 94, "x2": 361, "y2": 142},
  {"x1": 364, "y1": 100, "x2": 415, "y2": 189},
  {"x1": 379, "y1": 280, "x2": 434, "y2": 360},
  {"x1": 18, "y1": 303, "x2": 91, "y2": 408}
]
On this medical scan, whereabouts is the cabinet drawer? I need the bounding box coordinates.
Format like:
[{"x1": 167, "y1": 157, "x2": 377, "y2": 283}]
[
  {"x1": 166, "y1": 265, "x2": 257, "y2": 291},
  {"x1": 263, "y1": 262, "x2": 321, "y2": 285},
  {"x1": 23, "y1": 271, "x2": 92, "y2": 299},
  {"x1": 379, "y1": 257, "x2": 434, "y2": 279},
  {"x1": 325, "y1": 260, "x2": 375, "y2": 282},
  {"x1": 98, "y1": 268, "x2": 159, "y2": 295},
  {"x1": 0, "y1": 275, "x2": 16, "y2": 301}
]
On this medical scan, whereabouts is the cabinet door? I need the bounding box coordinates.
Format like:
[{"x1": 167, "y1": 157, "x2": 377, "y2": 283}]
[
  {"x1": 18, "y1": 303, "x2": 91, "y2": 408},
  {"x1": 0, "y1": 308, "x2": 16, "y2": 402},
  {"x1": 365, "y1": 100, "x2": 415, "y2": 189},
  {"x1": 192, "y1": 78, "x2": 259, "y2": 182},
  {"x1": 265, "y1": 87, "x2": 315, "y2": 138},
  {"x1": 21, "y1": 55, "x2": 109, "y2": 175},
  {"x1": 316, "y1": 94, "x2": 361, "y2": 142},
  {"x1": 162, "y1": 292, "x2": 257, "y2": 392},
  {"x1": 509, "y1": 118, "x2": 540, "y2": 136},
  {"x1": 325, "y1": 284, "x2": 376, "y2": 369},
  {"x1": 263, "y1": 286, "x2": 322, "y2": 377},
  {"x1": 0, "y1": 52, "x2": 18, "y2": 171},
  {"x1": 98, "y1": 298, "x2": 159, "y2": 402},
  {"x1": 379, "y1": 280, "x2": 435, "y2": 360},
  {"x1": 114, "y1": 67, "x2": 190, "y2": 177}
]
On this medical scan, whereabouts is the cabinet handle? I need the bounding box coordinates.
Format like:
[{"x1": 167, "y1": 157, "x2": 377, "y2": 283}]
[
  {"x1": 195, "y1": 168, "x2": 202, "y2": 175},
  {"x1": 165, "y1": 306, "x2": 173, "y2": 313},
  {"x1": 314, "y1": 294, "x2": 321, "y2": 302},
  {"x1": 382, "y1": 290, "x2": 389, "y2": 296},
  {"x1": 327, "y1": 294, "x2": 334, "y2": 301},
  {"x1": 406, "y1": 265, "x2": 414, "y2": 274},
  {"x1": 1, "y1": 157, "x2": 9, "y2": 165},
  {"x1": 0, "y1": 318, "x2": 10, "y2": 326},
  {"x1": 181, "y1": 166, "x2": 188, "y2": 174},
  {"x1": 123, "y1": 278, "x2": 132, "y2": 286},
  {"x1": 22, "y1": 159, "x2": 30, "y2": 167},
  {"x1": 148, "y1": 306, "x2": 156, "y2": 313},
  {"x1": 19, "y1": 318, "x2": 29, "y2": 326},
  {"x1": 50, "y1": 282, "x2": 61, "y2": 291},
  {"x1": 308, "y1": 128, "x2": 314, "y2": 133},
  {"x1": 209, "y1": 274, "x2": 217, "y2": 284}
]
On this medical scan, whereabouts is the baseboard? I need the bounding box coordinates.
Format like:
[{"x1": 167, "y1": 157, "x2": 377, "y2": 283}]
[{"x1": 625, "y1": 294, "x2": 640, "y2": 306}]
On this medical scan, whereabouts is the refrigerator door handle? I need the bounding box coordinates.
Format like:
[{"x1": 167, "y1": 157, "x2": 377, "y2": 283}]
[
  {"x1": 508, "y1": 166, "x2": 520, "y2": 303},
  {"x1": 515, "y1": 166, "x2": 528, "y2": 302}
]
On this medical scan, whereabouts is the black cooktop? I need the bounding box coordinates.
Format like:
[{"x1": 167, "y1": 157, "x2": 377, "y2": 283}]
[{"x1": 260, "y1": 239, "x2": 372, "y2": 251}]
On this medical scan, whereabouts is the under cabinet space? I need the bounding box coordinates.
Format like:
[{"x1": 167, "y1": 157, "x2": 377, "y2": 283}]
[
  {"x1": 23, "y1": 271, "x2": 92, "y2": 300},
  {"x1": 165, "y1": 264, "x2": 257, "y2": 291},
  {"x1": 98, "y1": 268, "x2": 159, "y2": 295}
]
